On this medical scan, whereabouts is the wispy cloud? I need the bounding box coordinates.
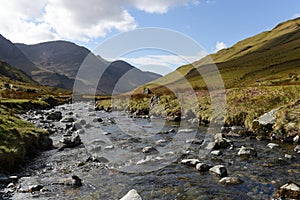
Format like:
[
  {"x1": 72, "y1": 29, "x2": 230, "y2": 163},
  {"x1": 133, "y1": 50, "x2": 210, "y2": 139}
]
[
  {"x1": 293, "y1": 13, "x2": 300, "y2": 19},
  {"x1": 214, "y1": 41, "x2": 227, "y2": 52},
  {"x1": 120, "y1": 51, "x2": 206, "y2": 75}
]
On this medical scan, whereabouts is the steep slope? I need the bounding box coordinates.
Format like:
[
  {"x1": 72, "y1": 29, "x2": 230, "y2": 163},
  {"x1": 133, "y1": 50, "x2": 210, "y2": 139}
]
[
  {"x1": 0, "y1": 61, "x2": 36, "y2": 84},
  {"x1": 0, "y1": 35, "x2": 38, "y2": 75},
  {"x1": 16, "y1": 41, "x2": 161, "y2": 94},
  {"x1": 149, "y1": 17, "x2": 300, "y2": 92}
]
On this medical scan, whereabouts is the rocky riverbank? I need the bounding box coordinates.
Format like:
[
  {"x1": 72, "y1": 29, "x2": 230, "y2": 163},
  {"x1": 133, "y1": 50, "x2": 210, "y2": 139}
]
[{"x1": 1, "y1": 101, "x2": 299, "y2": 199}]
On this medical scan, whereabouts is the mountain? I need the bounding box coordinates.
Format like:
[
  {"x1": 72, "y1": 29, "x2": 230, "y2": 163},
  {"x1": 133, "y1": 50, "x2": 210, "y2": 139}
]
[
  {"x1": 15, "y1": 41, "x2": 161, "y2": 94},
  {"x1": 148, "y1": 17, "x2": 300, "y2": 92},
  {"x1": 0, "y1": 35, "x2": 38, "y2": 74},
  {"x1": 0, "y1": 61, "x2": 36, "y2": 84}
]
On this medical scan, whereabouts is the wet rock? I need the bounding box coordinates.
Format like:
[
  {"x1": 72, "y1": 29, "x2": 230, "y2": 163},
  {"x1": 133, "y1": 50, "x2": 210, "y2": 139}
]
[
  {"x1": 46, "y1": 111, "x2": 62, "y2": 121},
  {"x1": 78, "y1": 119, "x2": 86, "y2": 125},
  {"x1": 169, "y1": 129, "x2": 176, "y2": 133},
  {"x1": 104, "y1": 145, "x2": 114, "y2": 150},
  {"x1": 209, "y1": 165, "x2": 228, "y2": 177},
  {"x1": 252, "y1": 109, "x2": 278, "y2": 134},
  {"x1": 211, "y1": 150, "x2": 222, "y2": 156},
  {"x1": 107, "y1": 118, "x2": 116, "y2": 124},
  {"x1": 120, "y1": 189, "x2": 142, "y2": 200},
  {"x1": 284, "y1": 154, "x2": 294, "y2": 159},
  {"x1": 61, "y1": 117, "x2": 75, "y2": 123},
  {"x1": 0, "y1": 175, "x2": 18, "y2": 184},
  {"x1": 57, "y1": 175, "x2": 82, "y2": 187},
  {"x1": 93, "y1": 118, "x2": 103, "y2": 122},
  {"x1": 156, "y1": 139, "x2": 167, "y2": 145},
  {"x1": 29, "y1": 185, "x2": 44, "y2": 192},
  {"x1": 186, "y1": 139, "x2": 203, "y2": 145},
  {"x1": 238, "y1": 146, "x2": 257, "y2": 157},
  {"x1": 75, "y1": 129, "x2": 85, "y2": 135},
  {"x1": 178, "y1": 129, "x2": 194, "y2": 133},
  {"x1": 277, "y1": 182, "x2": 300, "y2": 199},
  {"x1": 195, "y1": 163, "x2": 211, "y2": 172},
  {"x1": 267, "y1": 143, "x2": 279, "y2": 149},
  {"x1": 294, "y1": 135, "x2": 300, "y2": 143},
  {"x1": 219, "y1": 177, "x2": 243, "y2": 186},
  {"x1": 181, "y1": 159, "x2": 200, "y2": 167},
  {"x1": 294, "y1": 145, "x2": 300, "y2": 153},
  {"x1": 71, "y1": 122, "x2": 82, "y2": 131},
  {"x1": 221, "y1": 126, "x2": 230, "y2": 134},
  {"x1": 65, "y1": 123, "x2": 73, "y2": 130},
  {"x1": 58, "y1": 134, "x2": 82, "y2": 151},
  {"x1": 85, "y1": 123, "x2": 93, "y2": 129},
  {"x1": 230, "y1": 126, "x2": 246, "y2": 135},
  {"x1": 142, "y1": 146, "x2": 158, "y2": 154},
  {"x1": 213, "y1": 133, "x2": 231, "y2": 149}
]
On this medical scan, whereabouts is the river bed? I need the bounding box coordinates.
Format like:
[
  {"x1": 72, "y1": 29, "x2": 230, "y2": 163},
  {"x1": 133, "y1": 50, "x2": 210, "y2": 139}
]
[{"x1": 1, "y1": 102, "x2": 299, "y2": 199}]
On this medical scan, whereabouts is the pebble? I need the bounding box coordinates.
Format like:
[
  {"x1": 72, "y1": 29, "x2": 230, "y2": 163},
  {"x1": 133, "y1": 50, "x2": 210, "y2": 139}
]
[
  {"x1": 238, "y1": 146, "x2": 257, "y2": 157},
  {"x1": 211, "y1": 150, "x2": 222, "y2": 156},
  {"x1": 142, "y1": 146, "x2": 158, "y2": 154},
  {"x1": 277, "y1": 182, "x2": 300, "y2": 199}
]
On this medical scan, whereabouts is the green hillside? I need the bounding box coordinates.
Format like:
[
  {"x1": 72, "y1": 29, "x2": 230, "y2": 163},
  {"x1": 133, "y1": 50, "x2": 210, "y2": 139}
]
[{"x1": 149, "y1": 17, "x2": 300, "y2": 91}]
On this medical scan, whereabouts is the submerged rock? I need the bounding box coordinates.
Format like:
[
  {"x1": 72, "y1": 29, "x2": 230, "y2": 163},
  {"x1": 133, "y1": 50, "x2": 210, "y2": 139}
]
[
  {"x1": 142, "y1": 146, "x2": 158, "y2": 154},
  {"x1": 46, "y1": 111, "x2": 62, "y2": 121},
  {"x1": 57, "y1": 175, "x2": 82, "y2": 187},
  {"x1": 267, "y1": 143, "x2": 279, "y2": 149},
  {"x1": 120, "y1": 189, "x2": 142, "y2": 200}
]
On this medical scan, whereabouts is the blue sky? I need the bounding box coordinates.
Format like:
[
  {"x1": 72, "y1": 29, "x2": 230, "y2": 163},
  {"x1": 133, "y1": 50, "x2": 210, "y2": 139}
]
[{"x1": 1, "y1": 0, "x2": 300, "y2": 74}]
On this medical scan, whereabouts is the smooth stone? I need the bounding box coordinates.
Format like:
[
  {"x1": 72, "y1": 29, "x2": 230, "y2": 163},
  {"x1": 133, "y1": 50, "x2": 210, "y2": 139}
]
[
  {"x1": 120, "y1": 189, "x2": 142, "y2": 200},
  {"x1": 195, "y1": 163, "x2": 211, "y2": 172},
  {"x1": 238, "y1": 146, "x2": 257, "y2": 157},
  {"x1": 209, "y1": 165, "x2": 228, "y2": 177},
  {"x1": 285, "y1": 154, "x2": 294, "y2": 159},
  {"x1": 267, "y1": 143, "x2": 279, "y2": 149},
  {"x1": 46, "y1": 111, "x2": 62, "y2": 121},
  {"x1": 219, "y1": 177, "x2": 243, "y2": 185},
  {"x1": 213, "y1": 133, "x2": 231, "y2": 149},
  {"x1": 293, "y1": 135, "x2": 299, "y2": 143}
]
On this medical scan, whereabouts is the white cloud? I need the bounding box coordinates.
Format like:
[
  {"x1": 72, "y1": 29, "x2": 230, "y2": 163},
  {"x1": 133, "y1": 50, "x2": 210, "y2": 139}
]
[
  {"x1": 0, "y1": 0, "x2": 198, "y2": 44},
  {"x1": 121, "y1": 51, "x2": 206, "y2": 75},
  {"x1": 214, "y1": 41, "x2": 227, "y2": 52}
]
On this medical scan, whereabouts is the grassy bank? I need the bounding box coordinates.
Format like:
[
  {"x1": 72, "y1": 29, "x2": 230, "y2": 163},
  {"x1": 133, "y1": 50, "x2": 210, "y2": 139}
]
[{"x1": 0, "y1": 95, "x2": 70, "y2": 173}]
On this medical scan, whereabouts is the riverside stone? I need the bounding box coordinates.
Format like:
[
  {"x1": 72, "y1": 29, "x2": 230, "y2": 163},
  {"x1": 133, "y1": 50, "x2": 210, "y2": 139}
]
[
  {"x1": 209, "y1": 165, "x2": 228, "y2": 177},
  {"x1": 219, "y1": 177, "x2": 243, "y2": 185},
  {"x1": 120, "y1": 189, "x2": 142, "y2": 200}
]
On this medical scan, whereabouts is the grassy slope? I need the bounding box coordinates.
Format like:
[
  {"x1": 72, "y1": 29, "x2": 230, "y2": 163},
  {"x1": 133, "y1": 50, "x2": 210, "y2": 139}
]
[
  {"x1": 0, "y1": 61, "x2": 71, "y2": 172},
  {"x1": 99, "y1": 17, "x2": 300, "y2": 138}
]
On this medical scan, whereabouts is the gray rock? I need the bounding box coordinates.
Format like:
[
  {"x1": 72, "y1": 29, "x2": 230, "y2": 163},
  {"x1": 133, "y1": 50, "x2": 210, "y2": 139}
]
[
  {"x1": 181, "y1": 159, "x2": 200, "y2": 167},
  {"x1": 293, "y1": 135, "x2": 299, "y2": 143},
  {"x1": 230, "y1": 126, "x2": 246, "y2": 134},
  {"x1": 57, "y1": 175, "x2": 82, "y2": 187},
  {"x1": 211, "y1": 150, "x2": 222, "y2": 156},
  {"x1": 156, "y1": 139, "x2": 167, "y2": 145},
  {"x1": 238, "y1": 146, "x2": 257, "y2": 157},
  {"x1": 71, "y1": 122, "x2": 82, "y2": 131},
  {"x1": 93, "y1": 118, "x2": 103, "y2": 122},
  {"x1": 61, "y1": 117, "x2": 75, "y2": 123},
  {"x1": 78, "y1": 119, "x2": 86, "y2": 125},
  {"x1": 252, "y1": 109, "x2": 278, "y2": 133},
  {"x1": 213, "y1": 133, "x2": 231, "y2": 149},
  {"x1": 209, "y1": 165, "x2": 228, "y2": 177},
  {"x1": 284, "y1": 154, "x2": 294, "y2": 159},
  {"x1": 267, "y1": 143, "x2": 279, "y2": 149},
  {"x1": 29, "y1": 185, "x2": 44, "y2": 192},
  {"x1": 58, "y1": 134, "x2": 82, "y2": 151},
  {"x1": 120, "y1": 189, "x2": 142, "y2": 200},
  {"x1": 186, "y1": 139, "x2": 203, "y2": 145},
  {"x1": 294, "y1": 145, "x2": 300, "y2": 153},
  {"x1": 195, "y1": 163, "x2": 211, "y2": 172},
  {"x1": 46, "y1": 111, "x2": 62, "y2": 121},
  {"x1": 219, "y1": 177, "x2": 243, "y2": 185},
  {"x1": 142, "y1": 146, "x2": 158, "y2": 154}
]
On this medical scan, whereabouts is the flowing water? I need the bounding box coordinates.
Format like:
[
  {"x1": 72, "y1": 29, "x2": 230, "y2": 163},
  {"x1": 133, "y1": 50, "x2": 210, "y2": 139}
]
[{"x1": 2, "y1": 102, "x2": 299, "y2": 199}]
